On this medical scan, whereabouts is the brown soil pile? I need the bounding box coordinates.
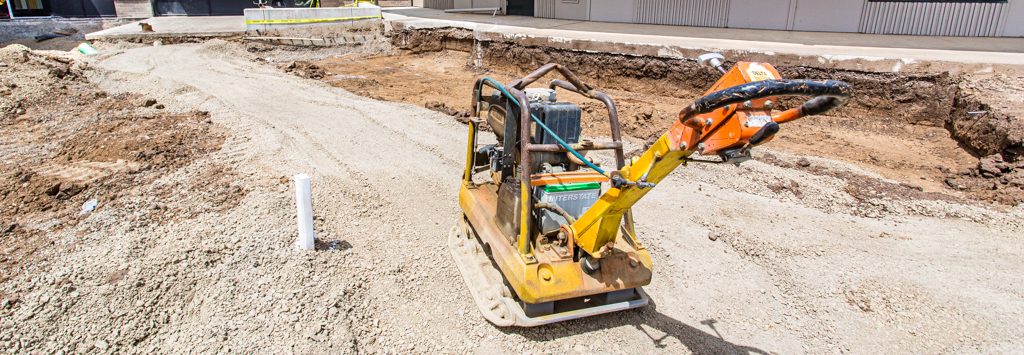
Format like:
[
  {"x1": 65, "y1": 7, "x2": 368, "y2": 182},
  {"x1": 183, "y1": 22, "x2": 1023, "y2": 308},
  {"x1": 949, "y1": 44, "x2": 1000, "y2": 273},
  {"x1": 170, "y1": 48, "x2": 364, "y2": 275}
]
[
  {"x1": 282, "y1": 60, "x2": 327, "y2": 79},
  {"x1": 0, "y1": 44, "x2": 238, "y2": 285}
]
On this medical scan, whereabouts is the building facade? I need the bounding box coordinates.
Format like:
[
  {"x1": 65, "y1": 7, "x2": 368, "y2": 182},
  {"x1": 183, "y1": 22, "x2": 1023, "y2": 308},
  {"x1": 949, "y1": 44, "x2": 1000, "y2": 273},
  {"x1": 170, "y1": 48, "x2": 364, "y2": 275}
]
[
  {"x1": 3, "y1": 0, "x2": 117, "y2": 18},
  {"x1": 1, "y1": 0, "x2": 350, "y2": 19},
  {"x1": 423, "y1": 0, "x2": 1024, "y2": 37}
]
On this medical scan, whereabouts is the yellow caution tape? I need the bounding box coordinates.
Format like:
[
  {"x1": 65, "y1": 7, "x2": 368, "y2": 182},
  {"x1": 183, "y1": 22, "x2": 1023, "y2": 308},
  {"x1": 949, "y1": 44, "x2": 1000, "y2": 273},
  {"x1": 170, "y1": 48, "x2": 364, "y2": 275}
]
[{"x1": 245, "y1": 14, "x2": 381, "y2": 25}]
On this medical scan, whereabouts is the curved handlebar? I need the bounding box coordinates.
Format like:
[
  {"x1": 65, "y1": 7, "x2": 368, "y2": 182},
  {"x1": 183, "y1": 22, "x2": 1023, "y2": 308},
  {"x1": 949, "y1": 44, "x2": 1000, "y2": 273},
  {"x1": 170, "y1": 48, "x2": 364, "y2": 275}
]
[{"x1": 679, "y1": 79, "x2": 852, "y2": 124}]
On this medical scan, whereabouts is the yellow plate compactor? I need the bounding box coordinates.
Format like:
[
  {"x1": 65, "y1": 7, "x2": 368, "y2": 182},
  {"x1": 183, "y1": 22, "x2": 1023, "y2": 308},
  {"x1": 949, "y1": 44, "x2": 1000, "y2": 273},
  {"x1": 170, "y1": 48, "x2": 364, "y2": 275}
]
[{"x1": 450, "y1": 54, "x2": 852, "y2": 326}]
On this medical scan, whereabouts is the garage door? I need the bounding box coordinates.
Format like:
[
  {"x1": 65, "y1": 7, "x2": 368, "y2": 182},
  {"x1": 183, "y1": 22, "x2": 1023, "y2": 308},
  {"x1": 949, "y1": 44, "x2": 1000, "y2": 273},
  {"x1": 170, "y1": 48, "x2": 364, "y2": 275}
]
[
  {"x1": 506, "y1": 0, "x2": 533, "y2": 15},
  {"x1": 155, "y1": 0, "x2": 257, "y2": 16},
  {"x1": 210, "y1": 0, "x2": 260, "y2": 15},
  {"x1": 51, "y1": 0, "x2": 117, "y2": 17}
]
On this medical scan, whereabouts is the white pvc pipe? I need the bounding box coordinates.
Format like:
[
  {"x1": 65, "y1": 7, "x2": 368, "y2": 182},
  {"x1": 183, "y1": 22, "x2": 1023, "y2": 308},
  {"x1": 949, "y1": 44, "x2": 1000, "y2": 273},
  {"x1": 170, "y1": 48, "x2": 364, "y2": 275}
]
[{"x1": 294, "y1": 174, "x2": 316, "y2": 251}]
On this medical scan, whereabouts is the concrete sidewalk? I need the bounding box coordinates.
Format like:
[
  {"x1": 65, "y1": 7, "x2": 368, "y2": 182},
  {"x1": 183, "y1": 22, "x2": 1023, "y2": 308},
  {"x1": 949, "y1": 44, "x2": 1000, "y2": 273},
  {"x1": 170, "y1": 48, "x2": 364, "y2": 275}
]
[
  {"x1": 383, "y1": 7, "x2": 1024, "y2": 66},
  {"x1": 82, "y1": 8, "x2": 1024, "y2": 67},
  {"x1": 85, "y1": 16, "x2": 244, "y2": 41}
]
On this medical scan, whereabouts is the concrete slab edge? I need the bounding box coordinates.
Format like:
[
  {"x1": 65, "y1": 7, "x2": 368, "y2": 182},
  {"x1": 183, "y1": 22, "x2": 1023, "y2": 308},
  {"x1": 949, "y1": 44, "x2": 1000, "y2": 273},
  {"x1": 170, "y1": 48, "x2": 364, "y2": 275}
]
[{"x1": 385, "y1": 14, "x2": 1024, "y2": 74}]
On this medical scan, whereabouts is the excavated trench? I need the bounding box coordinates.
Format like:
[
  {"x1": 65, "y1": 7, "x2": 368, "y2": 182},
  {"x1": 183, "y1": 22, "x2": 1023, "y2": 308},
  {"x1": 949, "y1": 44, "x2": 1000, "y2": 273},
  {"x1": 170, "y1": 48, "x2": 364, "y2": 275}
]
[
  {"x1": 389, "y1": 27, "x2": 1019, "y2": 160},
  {"x1": 312, "y1": 27, "x2": 1023, "y2": 205}
]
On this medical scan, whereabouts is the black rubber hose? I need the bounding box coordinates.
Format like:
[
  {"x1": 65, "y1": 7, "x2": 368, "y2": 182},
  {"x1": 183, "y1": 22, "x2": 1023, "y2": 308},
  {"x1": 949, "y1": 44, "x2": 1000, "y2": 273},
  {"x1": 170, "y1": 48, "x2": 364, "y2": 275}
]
[
  {"x1": 748, "y1": 122, "x2": 780, "y2": 146},
  {"x1": 681, "y1": 79, "x2": 852, "y2": 121}
]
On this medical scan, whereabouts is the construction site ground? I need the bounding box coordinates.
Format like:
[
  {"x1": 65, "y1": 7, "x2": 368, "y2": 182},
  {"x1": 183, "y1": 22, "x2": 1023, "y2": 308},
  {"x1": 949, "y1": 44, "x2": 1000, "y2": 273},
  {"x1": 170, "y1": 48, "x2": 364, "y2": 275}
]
[{"x1": 2, "y1": 16, "x2": 1024, "y2": 354}]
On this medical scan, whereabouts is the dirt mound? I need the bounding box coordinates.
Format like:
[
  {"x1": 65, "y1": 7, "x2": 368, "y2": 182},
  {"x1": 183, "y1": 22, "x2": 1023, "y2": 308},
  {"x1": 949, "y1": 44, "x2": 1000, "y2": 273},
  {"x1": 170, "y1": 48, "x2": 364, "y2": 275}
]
[
  {"x1": 0, "y1": 44, "x2": 234, "y2": 286},
  {"x1": 282, "y1": 61, "x2": 327, "y2": 79}
]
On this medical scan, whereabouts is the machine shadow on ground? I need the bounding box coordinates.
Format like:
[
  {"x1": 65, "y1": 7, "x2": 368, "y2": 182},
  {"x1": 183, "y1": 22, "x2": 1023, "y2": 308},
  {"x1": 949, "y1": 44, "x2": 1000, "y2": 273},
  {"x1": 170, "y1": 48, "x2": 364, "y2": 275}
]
[{"x1": 500, "y1": 301, "x2": 770, "y2": 354}]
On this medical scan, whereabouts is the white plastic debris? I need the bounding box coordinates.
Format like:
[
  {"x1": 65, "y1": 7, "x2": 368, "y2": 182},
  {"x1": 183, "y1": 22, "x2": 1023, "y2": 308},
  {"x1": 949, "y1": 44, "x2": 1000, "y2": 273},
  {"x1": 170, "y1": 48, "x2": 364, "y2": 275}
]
[
  {"x1": 80, "y1": 198, "x2": 98, "y2": 215},
  {"x1": 294, "y1": 174, "x2": 316, "y2": 251}
]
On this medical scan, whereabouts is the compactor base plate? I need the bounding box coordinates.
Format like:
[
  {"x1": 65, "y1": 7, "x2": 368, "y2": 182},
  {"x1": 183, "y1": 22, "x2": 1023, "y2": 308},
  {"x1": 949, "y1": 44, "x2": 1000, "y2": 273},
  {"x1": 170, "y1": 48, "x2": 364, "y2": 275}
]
[{"x1": 448, "y1": 217, "x2": 649, "y2": 327}]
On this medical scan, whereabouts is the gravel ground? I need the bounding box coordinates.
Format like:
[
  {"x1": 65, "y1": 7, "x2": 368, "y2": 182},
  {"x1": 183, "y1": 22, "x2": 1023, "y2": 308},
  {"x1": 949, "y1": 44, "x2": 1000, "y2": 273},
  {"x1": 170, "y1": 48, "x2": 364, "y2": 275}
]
[{"x1": 1, "y1": 40, "x2": 1023, "y2": 354}]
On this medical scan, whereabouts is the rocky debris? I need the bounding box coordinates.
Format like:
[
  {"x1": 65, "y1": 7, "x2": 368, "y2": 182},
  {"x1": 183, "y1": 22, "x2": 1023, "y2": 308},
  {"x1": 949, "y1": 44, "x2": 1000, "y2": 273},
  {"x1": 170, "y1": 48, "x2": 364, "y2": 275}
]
[
  {"x1": 637, "y1": 107, "x2": 654, "y2": 121},
  {"x1": 945, "y1": 177, "x2": 965, "y2": 190},
  {"x1": 389, "y1": 27, "x2": 475, "y2": 53},
  {"x1": 939, "y1": 153, "x2": 1024, "y2": 205},
  {"x1": 40, "y1": 182, "x2": 85, "y2": 200},
  {"x1": 768, "y1": 179, "x2": 803, "y2": 198},
  {"x1": 951, "y1": 73, "x2": 1024, "y2": 158},
  {"x1": 0, "y1": 45, "x2": 231, "y2": 305},
  {"x1": 283, "y1": 61, "x2": 325, "y2": 79},
  {"x1": 759, "y1": 152, "x2": 965, "y2": 218},
  {"x1": 978, "y1": 154, "x2": 1012, "y2": 178},
  {"x1": 1, "y1": 45, "x2": 86, "y2": 121},
  {"x1": 423, "y1": 101, "x2": 470, "y2": 119}
]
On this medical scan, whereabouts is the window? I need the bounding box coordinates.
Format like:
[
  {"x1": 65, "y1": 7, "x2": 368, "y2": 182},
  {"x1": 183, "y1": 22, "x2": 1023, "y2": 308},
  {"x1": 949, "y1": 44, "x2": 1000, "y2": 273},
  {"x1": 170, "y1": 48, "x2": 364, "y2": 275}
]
[
  {"x1": 867, "y1": 1, "x2": 1006, "y2": 2},
  {"x1": 9, "y1": 0, "x2": 51, "y2": 17}
]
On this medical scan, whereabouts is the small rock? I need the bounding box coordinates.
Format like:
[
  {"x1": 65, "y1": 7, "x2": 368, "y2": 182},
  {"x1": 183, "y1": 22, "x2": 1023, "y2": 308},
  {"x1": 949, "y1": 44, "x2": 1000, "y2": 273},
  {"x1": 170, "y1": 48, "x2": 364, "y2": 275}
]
[
  {"x1": 154, "y1": 104, "x2": 165, "y2": 110},
  {"x1": 142, "y1": 99, "x2": 157, "y2": 107},
  {"x1": 978, "y1": 154, "x2": 1005, "y2": 178},
  {"x1": 638, "y1": 107, "x2": 654, "y2": 120},
  {"x1": 944, "y1": 177, "x2": 964, "y2": 190},
  {"x1": 45, "y1": 183, "x2": 61, "y2": 196},
  {"x1": 95, "y1": 340, "x2": 108, "y2": 350},
  {"x1": 796, "y1": 158, "x2": 811, "y2": 167}
]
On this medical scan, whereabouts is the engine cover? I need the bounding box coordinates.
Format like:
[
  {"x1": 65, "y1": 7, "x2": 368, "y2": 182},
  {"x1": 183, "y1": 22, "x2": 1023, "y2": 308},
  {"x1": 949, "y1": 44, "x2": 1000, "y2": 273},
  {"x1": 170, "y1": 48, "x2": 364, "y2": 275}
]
[
  {"x1": 529, "y1": 101, "x2": 581, "y2": 169},
  {"x1": 530, "y1": 101, "x2": 581, "y2": 146}
]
